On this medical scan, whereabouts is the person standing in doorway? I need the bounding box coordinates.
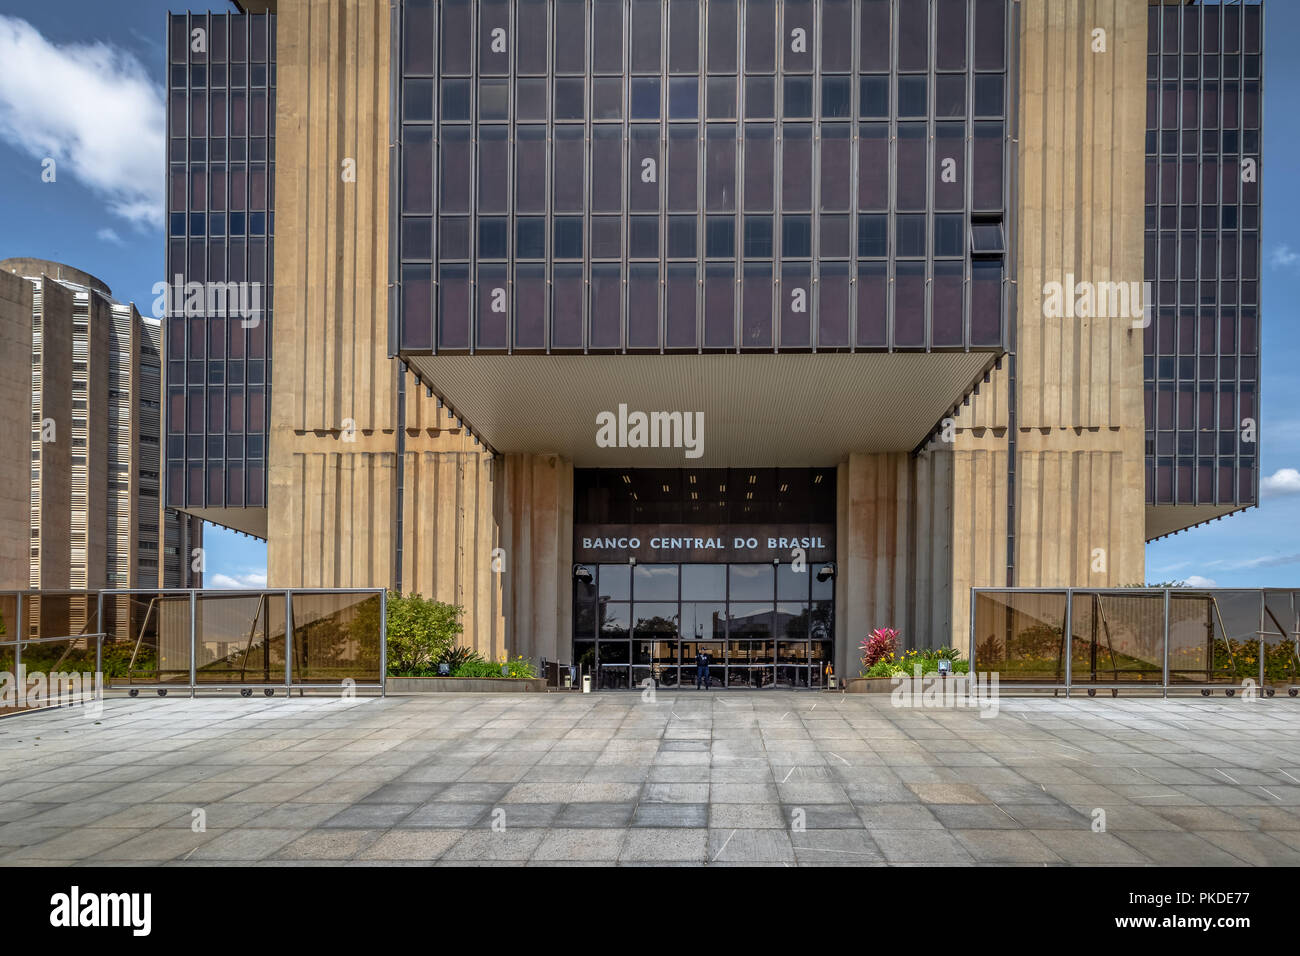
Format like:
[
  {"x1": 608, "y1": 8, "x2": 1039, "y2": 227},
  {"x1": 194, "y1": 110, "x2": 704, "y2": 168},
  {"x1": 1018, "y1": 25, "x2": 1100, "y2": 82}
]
[{"x1": 695, "y1": 648, "x2": 712, "y2": 689}]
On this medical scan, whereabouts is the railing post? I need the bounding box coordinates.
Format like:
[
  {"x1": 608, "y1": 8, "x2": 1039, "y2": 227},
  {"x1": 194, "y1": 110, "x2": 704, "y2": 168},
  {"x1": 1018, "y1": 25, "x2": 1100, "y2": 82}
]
[
  {"x1": 1259, "y1": 591, "x2": 1267, "y2": 691},
  {"x1": 14, "y1": 592, "x2": 21, "y2": 684},
  {"x1": 380, "y1": 588, "x2": 388, "y2": 698},
  {"x1": 96, "y1": 590, "x2": 103, "y2": 680},
  {"x1": 284, "y1": 589, "x2": 293, "y2": 697},
  {"x1": 189, "y1": 590, "x2": 197, "y2": 698},
  {"x1": 967, "y1": 590, "x2": 975, "y2": 671},
  {"x1": 1162, "y1": 588, "x2": 1170, "y2": 698},
  {"x1": 1063, "y1": 589, "x2": 1072, "y2": 697}
]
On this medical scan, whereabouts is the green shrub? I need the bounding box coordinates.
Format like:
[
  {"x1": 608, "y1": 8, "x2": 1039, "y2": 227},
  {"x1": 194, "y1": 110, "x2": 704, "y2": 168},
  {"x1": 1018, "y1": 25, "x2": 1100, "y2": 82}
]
[
  {"x1": 441, "y1": 645, "x2": 481, "y2": 671},
  {"x1": 452, "y1": 658, "x2": 505, "y2": 678},
  {"x1": 448, "y1": 654, "x2": 537, "y2": 679},
  {"x1": 385, "y1": 593, "x2": 463, "y2": 674},
  {"x1": 504, "y1": 655, "x2": 536, "y2": 679}
]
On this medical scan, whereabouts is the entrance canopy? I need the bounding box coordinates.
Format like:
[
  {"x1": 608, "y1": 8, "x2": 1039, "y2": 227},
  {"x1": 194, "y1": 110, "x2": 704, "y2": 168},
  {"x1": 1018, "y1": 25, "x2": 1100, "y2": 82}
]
[{"x1": 403, "y1": 352, "x2": 998, "y2": 465}]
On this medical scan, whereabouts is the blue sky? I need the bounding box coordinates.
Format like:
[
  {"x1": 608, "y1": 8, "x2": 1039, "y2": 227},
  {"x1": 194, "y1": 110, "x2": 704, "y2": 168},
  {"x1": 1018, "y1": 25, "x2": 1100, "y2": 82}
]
[{"x1": 0, "y1": 0, "x2": 1295, "y2": 590}]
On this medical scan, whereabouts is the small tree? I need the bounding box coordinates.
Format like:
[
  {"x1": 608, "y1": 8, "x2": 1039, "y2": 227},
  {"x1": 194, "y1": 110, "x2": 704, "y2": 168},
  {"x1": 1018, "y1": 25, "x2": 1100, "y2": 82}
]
[{"x1": 385, "y1": 592, "x2": 463, "y2": 673}]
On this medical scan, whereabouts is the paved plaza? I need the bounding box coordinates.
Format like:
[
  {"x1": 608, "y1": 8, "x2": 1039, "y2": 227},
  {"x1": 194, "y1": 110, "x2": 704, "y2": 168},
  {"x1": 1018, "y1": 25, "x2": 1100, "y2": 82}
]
[{"x1": 1, "y1": 692, "x2": 1299, "y2": 866}]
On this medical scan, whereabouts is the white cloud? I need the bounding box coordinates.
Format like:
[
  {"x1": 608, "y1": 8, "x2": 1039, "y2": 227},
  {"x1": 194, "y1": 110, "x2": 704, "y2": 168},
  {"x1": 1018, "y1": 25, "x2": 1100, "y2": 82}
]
[
  {"x1": 1271, "y1": 245, "x2": 1300, "y2": 270},
  {"x1": 1261, "y1": 467, "x2": 1300, "y2": 497},
  {"x1": 1182, "y1": 575, "x2": 1218, "y2": 588},
  {"x1": 96, "y1": 227, "x2": 123, "y2": 246},
  {"x1": 209, "y1": 571, "x2": 269, "y2": 590},
  {"x1": 0, "y1": 16, "x2": 164, "y2": 228}
]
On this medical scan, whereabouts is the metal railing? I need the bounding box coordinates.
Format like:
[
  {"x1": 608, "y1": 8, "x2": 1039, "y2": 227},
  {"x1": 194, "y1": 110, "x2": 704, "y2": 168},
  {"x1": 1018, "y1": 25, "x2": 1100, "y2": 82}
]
[
  {"x1": 0, "y1": 588, "x2": 386, "y2": 697},
  {"x1": 969, "y1": 588, "x2": 1300, "y2": 697}
]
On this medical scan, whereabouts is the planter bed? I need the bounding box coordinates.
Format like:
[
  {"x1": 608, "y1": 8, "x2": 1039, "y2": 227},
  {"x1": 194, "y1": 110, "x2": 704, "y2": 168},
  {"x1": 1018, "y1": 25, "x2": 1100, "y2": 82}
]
[
  {"x1": 387, "y1": 676, "x2": 548, "y2": 693},
  {"x1": 845, "y1": 676, "x2": 898, "y2": 694}
]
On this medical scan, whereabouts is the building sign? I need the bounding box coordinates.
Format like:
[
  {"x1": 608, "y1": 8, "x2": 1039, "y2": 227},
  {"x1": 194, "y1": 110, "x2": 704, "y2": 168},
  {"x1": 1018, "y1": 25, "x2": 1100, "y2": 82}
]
[{"x1": 574, "y1": 524, "x2": 835, "y2": 563}]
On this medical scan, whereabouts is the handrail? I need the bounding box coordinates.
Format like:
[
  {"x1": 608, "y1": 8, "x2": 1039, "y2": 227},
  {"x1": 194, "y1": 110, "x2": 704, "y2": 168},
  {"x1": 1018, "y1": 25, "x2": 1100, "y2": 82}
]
[{"x1": 0, "y1": 632, "x2": 107, "y2": 648}]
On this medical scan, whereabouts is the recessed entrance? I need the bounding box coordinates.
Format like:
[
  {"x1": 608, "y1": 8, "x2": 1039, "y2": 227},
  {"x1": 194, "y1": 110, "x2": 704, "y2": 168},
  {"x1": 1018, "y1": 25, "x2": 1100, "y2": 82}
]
[{"x1": 573, "y1": 468, "x2": 836, "y2": 689}]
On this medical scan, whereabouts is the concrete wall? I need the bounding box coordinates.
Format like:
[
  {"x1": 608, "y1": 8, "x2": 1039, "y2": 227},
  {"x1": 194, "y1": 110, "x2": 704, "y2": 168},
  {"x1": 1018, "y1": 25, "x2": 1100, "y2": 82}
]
[
  {"x1": 0, "y1": 271, "x2": 32, "y2": 590},
  {"x1": 834, "y1": 0, "x2": 1148, "y2": 675},
  {"x1": 266, "y1": 0, "x2": 570, "y2": 667},
  {"x1": 267, "y1": 0, "x2": 407, "y2": 587},
  {"x1": 82, "y1": 292, "x2": 112, "y2": 591},
  {"x1": 35, "y1": 280, "x2": 72, "y2": 592}
]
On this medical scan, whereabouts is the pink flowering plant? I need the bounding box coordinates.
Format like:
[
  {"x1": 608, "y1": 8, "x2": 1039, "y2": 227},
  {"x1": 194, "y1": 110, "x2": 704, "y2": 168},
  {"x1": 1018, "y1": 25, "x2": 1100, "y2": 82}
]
[{"x1": 859, "y1": 627, "x2": 900, "y2": 673}]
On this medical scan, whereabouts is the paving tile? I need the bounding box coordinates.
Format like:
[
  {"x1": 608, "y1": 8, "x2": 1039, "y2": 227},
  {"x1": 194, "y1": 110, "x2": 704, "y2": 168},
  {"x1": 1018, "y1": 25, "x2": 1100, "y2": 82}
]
[
  {"x1": 533, "y1": 828, "x2": 627, "y2": 862},
  {"x1": 710, "y1": 783, "x2": 780, "y2": 803},
  {"x1": 442, "y1": 828, "x2": 547, "y2": 861},
  {"x1": 996, "y1": 803, "x2": 1092, "y2": 829},
  {"x1": 429, "y1": 783, "x2": 515, "y2": 803},
  {"x1": 631, "y1": 803, "x2": 709, "y2": 828},
  {"x1": 321, "y1": 804, "x2": 418, "y2": 828},
  {"x1": 951, "y1": 829, "x2": 1062, "y2": 863},
  {"x1": 868, "y1": 829, "x2": 976, "y2": 864},
  {"x1": 1112, "y1": 830, "x2": 1250, "y2": 866},
  {"x1": 359, "y1": 782, "x2": 447, "y2": 804},
  {"x1": 706, "y1": 828, "x2": 795, "y2": 863},
  {"x1": 87, "y1": 828, "x2": 217, "y2": 862},
  {"x1": 555, "y1": 802, "x2": 636, "y2": 828},
  {"x1": 643, "y1": 783, "x2": 710, "y2": 803},
  {"x1": 619, "y1": 828, "x2": 707, "y2": 862},
  {"x1": 273, "y1": 828, "x2": 382, "y2": 860},
  {"x1": 785, "y1": 803, "x2": 864, "y2": 829},
  {"x1": 707, "y1": 803, "x2": 785, "y2": 829},
  {"x1": 357, "y1": 830, "x2": 463, "y2": 861},
  {"x1": 1023, "y1": 830, "x2": 1150, "y2": 865},
  {"x1": 859, "y1": 802, "x2": 945, "y2": 830},
  {"x1": 189, "y1": 828, "x2": 305, "y2": 861},
  {"x1": 1, "y1": 827, "x2": 142, "y2": 862},
  {"x1": 1196, "y1": 830, "x2": 1300, "y2": 866},
  {"x1": 906, "y1": 783, "x2": 991, "y2": 805},
  {"x1": 790, "y1": 829, "x2": 885, "y2": 864}
]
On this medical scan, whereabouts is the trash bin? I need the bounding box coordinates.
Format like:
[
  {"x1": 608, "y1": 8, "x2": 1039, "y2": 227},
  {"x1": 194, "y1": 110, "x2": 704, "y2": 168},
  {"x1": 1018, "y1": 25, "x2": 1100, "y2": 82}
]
[{"x1": 582, "y1": 674, "x2": 592, "y2": 694}]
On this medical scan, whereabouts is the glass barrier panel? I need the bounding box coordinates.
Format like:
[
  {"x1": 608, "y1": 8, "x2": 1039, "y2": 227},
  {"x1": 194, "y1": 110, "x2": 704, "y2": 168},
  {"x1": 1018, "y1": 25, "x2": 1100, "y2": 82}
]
[
  {"x1": 1168, "y1": 590, "x2": 1255, "y2": 684},
  {"x1": 1069, "y1": 591, "x2": 1165, "y2": 683},
  {"x1": 289, "y1": 591, "x2": 383, "y2": 684},
  {"x1": 1262, "y1": 590, "x2": 1300, "y2": 688},
  {"x1": 0, "y1": 592, "x2": 18, "y2": 676},
  {"x1": 194, "y1": 592, "x2": 287, "y2": 683},
  {"x1": 99, "y1": 591, "x2": 193, "y2": 685},
  {"x1": 972, "y1": 590, "x2": 1068, "y2": 682}
]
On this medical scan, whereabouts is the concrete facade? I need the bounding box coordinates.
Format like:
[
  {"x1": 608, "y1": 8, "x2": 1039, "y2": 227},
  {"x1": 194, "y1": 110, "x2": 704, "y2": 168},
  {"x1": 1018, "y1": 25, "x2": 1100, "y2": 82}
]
[
  {"x1": 251, "y1": 0, "x2": 1222, "y2": 682},
  {"x1": 29, "y1": 277, "x2": 73, "y2": 593},
  {"x1": 0, "y1": 271, "x2": 32, "y2": 591},
  {"x1": 265, "y1": 0, "x2": 571, "y2": 666}
]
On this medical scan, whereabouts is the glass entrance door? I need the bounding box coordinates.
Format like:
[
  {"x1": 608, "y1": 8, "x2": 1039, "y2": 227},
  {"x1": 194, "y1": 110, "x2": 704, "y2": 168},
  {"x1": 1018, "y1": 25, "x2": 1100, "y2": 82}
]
[{"x1": 573, "y1": 561, "x2": 833, "y2": 689}]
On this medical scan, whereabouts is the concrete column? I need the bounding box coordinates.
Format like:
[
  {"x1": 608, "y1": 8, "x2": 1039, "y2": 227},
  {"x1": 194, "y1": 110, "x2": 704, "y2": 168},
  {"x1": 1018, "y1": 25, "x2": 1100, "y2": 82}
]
[{"x1": 501, "y1": 453, "x2": 574, "y2": 666}]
